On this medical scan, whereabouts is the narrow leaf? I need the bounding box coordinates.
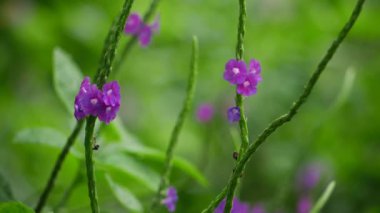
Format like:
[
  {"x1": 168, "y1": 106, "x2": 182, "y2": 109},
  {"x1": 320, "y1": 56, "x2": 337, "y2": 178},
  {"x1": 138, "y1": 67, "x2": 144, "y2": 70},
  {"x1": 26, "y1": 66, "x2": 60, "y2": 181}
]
[
  {"x1": 98, "y1": 154, "x2": 160, "y2": 191},
  {"x1": 310, "y1": 181, "x2": 336, "y2": 213},
  {"x1": 0, "y1": 202, "x2": 34, "y2": 213},
  {"x1": 14, "y1": 128, "x2": 66, "y2": 148},
  {"x1": 104, "y1": 118, "x2": 207, "y2": 186},
  {"x1": 13, "y1": 128, "x2": 81, "y2": 157},
  {"x1": 53, "y1": 47, "x2": 83, "y2": 114},
  {"x1": 102, "y1": 143, "x2": 208, "y2": 187},
  {"x1": 105, "y1": 175, "x2": 143, "y2": 213}
]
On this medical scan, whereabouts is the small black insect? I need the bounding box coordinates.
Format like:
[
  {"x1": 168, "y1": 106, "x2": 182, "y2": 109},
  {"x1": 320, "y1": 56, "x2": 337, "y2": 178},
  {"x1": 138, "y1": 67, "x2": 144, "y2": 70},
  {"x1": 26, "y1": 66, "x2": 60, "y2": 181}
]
[
  {"x1": 93, "y1": 144, "x2": 100, "y2": 150},
  {"x1": 92, "y1": 137, "x2": 100, "y2": 150},
  {"x1": 233, "y1": 151, "x2": 239, "y2": 160}
]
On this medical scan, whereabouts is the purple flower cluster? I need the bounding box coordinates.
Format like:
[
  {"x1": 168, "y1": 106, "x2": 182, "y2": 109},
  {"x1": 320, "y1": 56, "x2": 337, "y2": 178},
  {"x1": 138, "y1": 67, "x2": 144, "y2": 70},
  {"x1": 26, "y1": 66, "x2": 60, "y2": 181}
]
[
  {"x1": 74, "y1": 77, "x2": 120, "y2": 124},
  {"x1": 161, "y1": 186, "x2": 178, "y2": 212},
  {"x1": 215, "y1": 199, "x2": 266, "y2": 213},
  {"x1": 124, "y1": 13, "x2": 159, "y2": 47},
  {"x1": 224, "y1": 59, "x2": 261, "y2": 123},
  {"x1": 224, "y1": 59, "x2": 262, "y2": 97}
]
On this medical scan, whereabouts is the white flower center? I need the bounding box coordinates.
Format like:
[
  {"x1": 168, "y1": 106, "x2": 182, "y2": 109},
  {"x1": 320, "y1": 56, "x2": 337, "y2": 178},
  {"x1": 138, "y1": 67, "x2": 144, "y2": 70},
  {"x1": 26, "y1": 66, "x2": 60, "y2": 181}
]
[
  {"x1": 106, "y1": 107, "x2": 112, "y2": 112},
  {"x1": 243, "y1": 81, "x2": 250, "y2": 87},
  {"x1": 90, "y1": 98, "x2": 98, "y2": 105},
  {"x1": 232, "y1": 68, "x2": 240, "y2": 75},
  {"x1": 81, "y1": 88, "x2": 87, "y2": 93},
  {"x1": 107, "y1": 89, "x2": 113, "y2": 95}
]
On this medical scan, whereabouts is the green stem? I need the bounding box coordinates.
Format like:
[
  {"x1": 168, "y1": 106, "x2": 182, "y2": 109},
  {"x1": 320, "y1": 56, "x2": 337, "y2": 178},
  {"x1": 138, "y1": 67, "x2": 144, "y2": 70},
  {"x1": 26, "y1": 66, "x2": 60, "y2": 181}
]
[
  {"x1": 113, "y1": 0, "x2": 161, "y2": 75},
  {"x1": 235, "y1": 0, "x2": 248, "y2": 162},
  {"x1": 84, "y1": 116, "x2": 99, "y2": 213},
  {"x1": 202, "y1": 0, "x2": 366, "y2": 212},
  {"x1": 84, "y1": 0, "x2": 134, "y2": 212},
  {"x1": 94, "y1": 0, "x2": 134, "y2": 88},
  {"x1": 34, "y1": 120, "x2": 84, "y2": 213},
  {"x1": 34, "y1": 0, "x2": 134, "y2": 212},
  {"x1": 54, "y1": 162, "x2": 84, "y2": 211},
  {"x1": 224, "y1": 0, "x2": 248, "y2": 212},
  {"x1": 151, "y1": 36, "x2": 198, "y2": 212},
  {"x1": 201, "y1": 186, "x2": 227, "y2": 213}
]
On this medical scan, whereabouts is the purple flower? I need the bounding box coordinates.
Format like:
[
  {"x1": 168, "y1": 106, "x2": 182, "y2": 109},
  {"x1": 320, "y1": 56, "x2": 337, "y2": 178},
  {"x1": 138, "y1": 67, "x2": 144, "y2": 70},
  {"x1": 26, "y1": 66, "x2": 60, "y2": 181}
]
[
  {"x1": 227, "y1": 106, "x2": 241, "y2": 123},
  {"x1": 224, "y1": 59, "x2": 247, "y2": 85},
  {"x1": 98, "y1": 81, "x2": 121, "y2": 124},
  {"x1": 102, "y1": 81, "x2": 121, "y2": 106},
  {"x1": 161, "y1": 186, "x2": 178, "y2": 212},
  {"x1": 196, "y1": 104, "x2": 214, "y2": 123},
  {"x1": 74, "y1": 96, "x2": 86, "y2": 120},
  {"x1": 124, "y1": 13, "x2": 159, "y2": 47},
  {"x1": 98, "y1": 103, "x2": 120, "y2": 124},
  {"x1": 74, "y1": 77, "x2": 121, "y2": 124},
  {"x1": 125, "y1": 13, "x2": 143, "y2": 34},
  {"x1": 74, "y1": 77, "x2": 91, "y2": 120},
  {"x1": 138, "y1": 25, "x2": 153, "y2": 47},
  {"x1": 297, "y1": 164, "x2": 321, "y2": 191},
  {"x1": 237, "y1": 72, "x2": 260, "y2": 96},
  {"x1": 215, "y1": 198, "x2": 250, "y2": 213},
  {"x1": 297, "y1": 196, "x2": 312, "y2": 213},
  {"x1": 78, "y1": 84, "x2": 104, "y2": 117},
  {"x1": 249, "y1": 59, "x2": 262, "y2": 77}
]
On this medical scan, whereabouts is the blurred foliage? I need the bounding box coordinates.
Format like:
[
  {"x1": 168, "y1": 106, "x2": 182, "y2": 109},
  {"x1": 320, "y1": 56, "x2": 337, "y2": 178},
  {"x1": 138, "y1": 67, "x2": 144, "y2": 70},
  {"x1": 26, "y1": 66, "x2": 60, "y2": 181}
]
[{"x1": 0, "y1": 0, "x2": 379, "y2": 212}]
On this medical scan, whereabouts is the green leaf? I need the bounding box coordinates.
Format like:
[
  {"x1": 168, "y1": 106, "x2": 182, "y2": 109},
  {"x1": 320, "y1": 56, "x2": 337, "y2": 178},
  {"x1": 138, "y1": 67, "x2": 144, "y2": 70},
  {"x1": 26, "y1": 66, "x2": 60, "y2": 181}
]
[
  {"x1": 101, "y1": 120, "x2": 208, "y2": 186},
  {"x1": 310, "y1": 181, "x2": 336, "y2": 213},
  {"x1": 13, "y1": 128, "x2": 81, "y2": 157},
  {"x1": 105, "y1": 175, "x2": 143, "y2": 213},
  {"x1": 98, "y1": 154, "x2": 160, "y2": 191},
  {"x1": 0, "y1": 174, "x2": 13, "y2": 202},
  {"x1": 103, "y1": 143, "x2": 208, "y2": 187},
  {"x1": 331, "y1": 67, "x2": 356, "y2": 110},
  {"x1": 0, "y1": 202, "x2": 34, "y2": 213},
  {"x1": 14, "y1": 127, "x2": 66, "y2": 148},
  {"x1": 53, "y1": 47, "x2": 83, "y2": 114}
]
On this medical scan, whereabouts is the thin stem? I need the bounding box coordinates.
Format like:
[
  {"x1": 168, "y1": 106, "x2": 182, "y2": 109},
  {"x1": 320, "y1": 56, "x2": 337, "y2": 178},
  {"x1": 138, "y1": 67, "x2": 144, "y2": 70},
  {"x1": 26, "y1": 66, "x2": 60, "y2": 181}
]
[
  {"x1": 94, "y1": 0, "x2": 134, "y2": 88},
  {"x1": 84, "y1": 0, "x2": 134, "y2": 212},
  {"x1": 237, "y1": 0, "x2": 366, "y2": 182},
  {"x1": 54, "y1": 162, "x2": 84, "y2": 211},
  {"x1": 34, "y1": 120, "x2": 84, "y2": 213},
  {"x1": 201, "y1": 186, "x2": 227, "y2": 213},
  {"x1": 113, "y1": 0, "x2": 161, "y2": 75},
  {"x1": 84, "y1": 116, "x2": 99, "y2": 213},
  {"x1": 235, "y1": 0, "x2": 246, "y2": 61},
  {"x1": 151, "y1": 36, "x2": 199, "y2": 211},
  {"x1": 202, "y1": 0, "x2": 366, "y2": 212},
  {"x1": 310, "y1": 181, "x2": 336, "y2": 213},
  {"x1": 224, "y1": 0, "x2": 248, "y2": 212},
  {"x1": 142, "y1": 0, "x2": 161, "y2": 22},
  {"x1": 34, "y1": 0, "x2": 135, "y2": 212}
]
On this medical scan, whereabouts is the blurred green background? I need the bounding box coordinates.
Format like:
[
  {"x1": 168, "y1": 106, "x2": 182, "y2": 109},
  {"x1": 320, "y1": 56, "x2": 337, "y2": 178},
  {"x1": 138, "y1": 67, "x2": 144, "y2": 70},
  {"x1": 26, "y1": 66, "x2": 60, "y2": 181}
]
[{"x1": 0, "y1": 0, "x2": 379, "y2": 212}]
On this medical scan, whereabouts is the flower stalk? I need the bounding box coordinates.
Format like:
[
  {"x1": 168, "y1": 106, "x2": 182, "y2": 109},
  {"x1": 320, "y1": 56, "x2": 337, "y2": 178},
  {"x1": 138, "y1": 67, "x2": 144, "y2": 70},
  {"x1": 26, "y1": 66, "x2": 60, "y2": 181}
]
[
  {"x1": 34, "y1": 120, "x2": 84, "y2": 213},
  {"x1": 151, "y1": 36, "x2": 199, "y2": 212},
  {"x1": 83, "y1": 0, "x2": 134, "y2": 212},
  {"x1": 113, "y1": 0, "x2": 161, "y2": 75},
  {"x1": 203, "y1": 0, "x2": 366, "y2": 212},
  {"x1": 224, "y1": 0, "x2": 249, "y2": 212}
]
